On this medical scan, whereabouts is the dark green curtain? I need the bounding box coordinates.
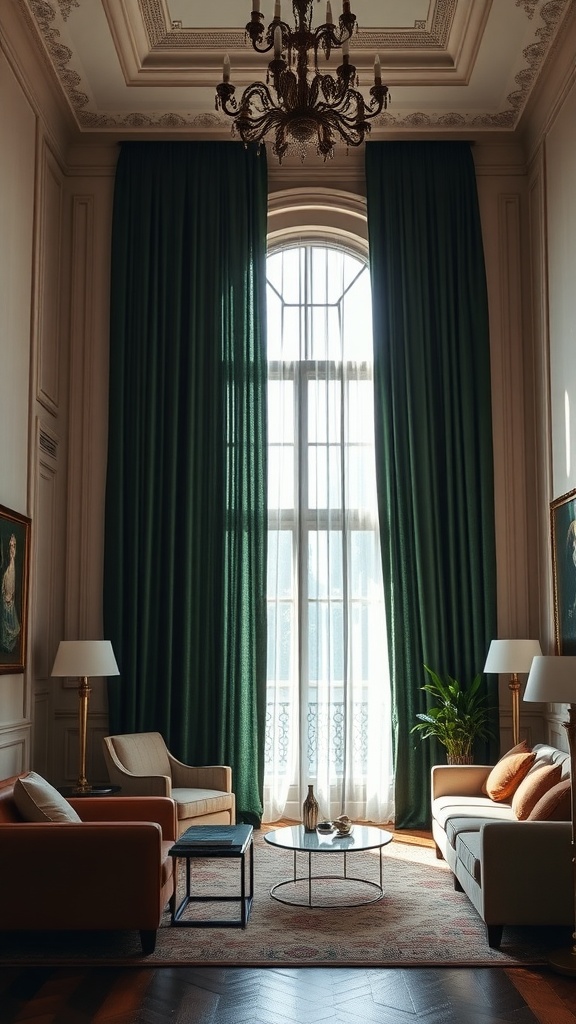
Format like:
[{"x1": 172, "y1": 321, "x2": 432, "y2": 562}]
[
  {"x1": 365, "y1": 141, "x2": 498, "y2": 829},
  {"x1": 104, "y1": 142, "x2": 268, "y2": 824}
]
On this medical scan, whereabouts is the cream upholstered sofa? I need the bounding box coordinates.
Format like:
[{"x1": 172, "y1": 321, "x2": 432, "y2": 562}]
[
  {"x1": 431, "y1": 743, "x2": 573, "y2": 948},
  {"x1": 103, "y1": 732, "x2": 235, "y2": 836}
]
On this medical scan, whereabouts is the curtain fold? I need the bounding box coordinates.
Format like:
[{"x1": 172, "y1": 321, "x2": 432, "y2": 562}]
[
  {"x1": 104, "y1": 141, "x2": 268, "y2": 824},
  {"x1": 365, "y1": 141, "x2": 498, "y2": 829}
]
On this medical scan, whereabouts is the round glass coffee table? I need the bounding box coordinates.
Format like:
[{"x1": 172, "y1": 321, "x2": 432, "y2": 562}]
[{"x1": 264, "y1": 824, "x2": 393, "y2": 908}]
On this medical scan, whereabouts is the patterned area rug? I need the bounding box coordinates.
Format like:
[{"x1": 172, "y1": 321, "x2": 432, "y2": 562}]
[{"x1": 0, "y1": 831, "x2": 569, "y2": 967}]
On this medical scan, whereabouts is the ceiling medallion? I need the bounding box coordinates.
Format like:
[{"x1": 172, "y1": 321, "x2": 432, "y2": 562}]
[{"x1": 215, "y1": 1, "x2": 390, "y2": 163}]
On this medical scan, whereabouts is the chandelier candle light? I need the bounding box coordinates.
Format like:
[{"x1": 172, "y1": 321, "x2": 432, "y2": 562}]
[{"x1": 215, "y1": 1, "x2": 390, "y2": 163}]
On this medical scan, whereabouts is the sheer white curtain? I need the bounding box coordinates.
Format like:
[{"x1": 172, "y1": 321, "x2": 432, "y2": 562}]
[{"x1": 264, "y1": 243, "x2": 394, "y2": 824}]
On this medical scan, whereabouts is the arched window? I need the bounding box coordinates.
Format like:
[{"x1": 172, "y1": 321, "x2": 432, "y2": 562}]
[{"x1": 264, "y1": 241, "x2": 394, "y2": 824}]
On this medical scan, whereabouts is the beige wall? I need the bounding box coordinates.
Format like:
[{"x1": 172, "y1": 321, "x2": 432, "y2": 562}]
[
  {"x1": 1, "y1": 3, "x2": 574, "y2": 784},
  {"x1": 0, "y1": 47, "x2": 35, "y2": 774}
]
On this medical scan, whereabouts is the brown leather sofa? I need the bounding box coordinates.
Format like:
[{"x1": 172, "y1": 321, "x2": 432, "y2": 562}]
[{"x1": 0, "y1": 773, "x2": 177, "y2": 954}]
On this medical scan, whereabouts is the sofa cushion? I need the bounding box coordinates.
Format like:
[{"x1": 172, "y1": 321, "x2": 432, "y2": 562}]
[
  {"x1": 528, "y1": 778, "x2": 572, "y2": 821},
  {"x1": 484, "y1": 746, "x2": 536, "y2": 802},
  {"x1": 172, "y1": 787, "x2": 234, "y2": 819},
  {"x1": 455, "y1": 831, "x2": 482, "y2": 885},
  {"x1": 433, "y1": 794, "x2": 516, "y2": 829},
  {"x1": 13, "y1": 771, "x2": 82, "y2": 823},
  {"x1": 512, "y1": 762, "x2": 563, "y2": 820},
  {"x1": 444, "y1": 816, "x2": 498, "y2": 850}
]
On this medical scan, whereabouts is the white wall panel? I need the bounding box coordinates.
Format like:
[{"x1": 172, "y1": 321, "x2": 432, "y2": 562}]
[
  {"x1": 32, "y1": 692, "x2": 50, "y2": 778},
  {"x1": 0, "y1": 728, "x2": 28, "y2": 778}
]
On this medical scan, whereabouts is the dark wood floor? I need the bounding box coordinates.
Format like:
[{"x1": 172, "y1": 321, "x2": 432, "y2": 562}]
[{"x1": 1, "y1": 965, "x2": 576, "y2": 1024}]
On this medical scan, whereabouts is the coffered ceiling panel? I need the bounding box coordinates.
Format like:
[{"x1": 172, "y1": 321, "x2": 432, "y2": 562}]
[{"x1": 23, "y1": 0, "x2": 572, "y2": 135}]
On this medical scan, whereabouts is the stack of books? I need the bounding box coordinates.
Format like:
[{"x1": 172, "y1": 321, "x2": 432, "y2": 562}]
[{"x1": 170, "y1": 824, "x2": 252, "y2": 854}]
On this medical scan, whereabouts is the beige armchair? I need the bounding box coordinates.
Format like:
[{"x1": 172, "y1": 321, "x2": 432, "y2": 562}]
[{"x1": 103, "y1": 732, "x2": 235, "y2": 836}]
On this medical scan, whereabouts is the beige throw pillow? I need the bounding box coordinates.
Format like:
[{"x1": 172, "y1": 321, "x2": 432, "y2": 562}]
[
  {"x1": 484, "y1": 744, "x2": 536, "y2": 802},
  {"x1": 13, "y1": 771, "x2": 82, "y2": 822},
  {"x1": 512, "y1": 762, "x2": 562, "y2": 820}
]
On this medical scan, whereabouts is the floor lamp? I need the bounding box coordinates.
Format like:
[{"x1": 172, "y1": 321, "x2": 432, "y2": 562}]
[
  {"x1": 484, "y1": 639, "x2": 542, "y2": 747},
  {"x1": 524, "y1": 654, "x2": 576, "y2": 976},
  {"x1": 51, "y1": 639, "x2": 119, "y2": 794}
]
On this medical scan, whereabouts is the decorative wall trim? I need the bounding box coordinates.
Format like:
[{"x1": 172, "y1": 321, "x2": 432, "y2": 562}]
[
  {"x1": 493, "y1": 192, "x2": 532, "y2": 635},
  {"x1": 527, "y1": 148, "x2": 554, "y2": 648},
  {"x1": 0, "y1": 728, "x2": 29, "y2": 778},
  {"x1": 35, "y1": 141, "x2": 63, "y2": 416},
  {"x1": 39, "y1": 427, "x2": 58, "y2": 462},
  {"x1": 65, "y1": 195, "x2": 95, "y2": 640},
  {"x1": 32, "y1": 691, "x2": 50, "y2": 778},
  {"x1": 34, "y1": 417, "x2": 59, "y2": 683},
  {"x1": 268, "y1": 187, "x2": 368, "y2": 254}
]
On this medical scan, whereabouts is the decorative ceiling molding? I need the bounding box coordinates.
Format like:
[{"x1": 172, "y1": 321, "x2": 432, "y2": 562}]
[
  {"x1": 57, "y1": 0, "x2": 79, "y2": 22},
  {"x1": 515, "y1": 0, "x2": 540, "y2": 15},
  {"x1": 23, "y1": 0, "x2": 572, "y2": 135},
  {"x1": 139, "y1": 0, "x2": 457, "y2": 51}
]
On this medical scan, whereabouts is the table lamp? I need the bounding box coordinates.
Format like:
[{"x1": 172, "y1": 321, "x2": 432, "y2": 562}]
[
  {"x1": 484, "y1": 639, "x2": 542, "y2": 746},
  {"x1": 524, "y1": 654, "x2": 576, "y2": 975},
  {"x1": 51, "y1": 639, "x2": 119, "y2": 794}
]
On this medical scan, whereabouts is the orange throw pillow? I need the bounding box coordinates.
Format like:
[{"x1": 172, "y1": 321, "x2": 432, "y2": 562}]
[
  {"x1": 512, "y1": 762, "x2": 562, "y2": 820},
  {"x1": 528, "y1": 778, "x2": 572, "y2": 821},
  {"x1": 484, "y1": 745, "x2": 536, "y2": 802}
]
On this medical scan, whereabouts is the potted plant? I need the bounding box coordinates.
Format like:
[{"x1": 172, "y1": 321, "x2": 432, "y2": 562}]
[{"x1": 411, "y1": 665, "x2": 494, "y2": 765}]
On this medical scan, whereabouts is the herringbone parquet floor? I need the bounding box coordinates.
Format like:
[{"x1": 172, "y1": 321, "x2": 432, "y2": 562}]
[{"x1": 1, "y1": 964, "x2": 575, "y2": 1024}]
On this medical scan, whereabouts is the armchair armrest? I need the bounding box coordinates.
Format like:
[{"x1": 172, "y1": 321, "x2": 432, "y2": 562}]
[
  {"x1": 168, "y1": 755, "x2": 232, "y2": 793},
  {"x1": 480, "y1": 820, "x2": 572, "y2": 923},
  {"x1": 70, "y1": 795, "x2": 177, "y2": 840},
  {"x1": 431, "y1": 764, "x2": 493, "y2": 799}
]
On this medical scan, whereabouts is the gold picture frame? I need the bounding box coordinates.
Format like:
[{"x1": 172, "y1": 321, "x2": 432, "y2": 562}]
[
  {"x1": 0, "y1": 503, "x2": 31, "y2": 674},
  {"x1": 551, "y1": 487, "x2": 576, "y2": 655}
]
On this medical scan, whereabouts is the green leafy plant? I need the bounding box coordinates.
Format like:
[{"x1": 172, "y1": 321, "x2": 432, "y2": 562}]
[{"x1": 411, "y1": 665, "x2": 495, "y2": 764}]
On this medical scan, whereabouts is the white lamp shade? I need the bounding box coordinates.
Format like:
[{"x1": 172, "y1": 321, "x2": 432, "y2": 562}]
[
  {"x1": 524, "y1": 655, "x2": 576, "y2": 704},
  {"x1": 51, "y1": 640, "x2": 119, "y2": 678},
  {"x1": 484, "y1": 639, "x2": 542, "y2": 674}
]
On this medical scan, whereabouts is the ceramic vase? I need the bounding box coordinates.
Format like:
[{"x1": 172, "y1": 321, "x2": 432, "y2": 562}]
[{"x1": 303, "y1": 784, "x2": 319, "y2": 832}]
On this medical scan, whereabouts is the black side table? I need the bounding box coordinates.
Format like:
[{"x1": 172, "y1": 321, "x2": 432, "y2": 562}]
[
  {"x1": 58, "y1": 784, "x2": 121, "y2": 797},
  {"x1": 169, "y1": 824, "x2": 254, "y2": 928}
]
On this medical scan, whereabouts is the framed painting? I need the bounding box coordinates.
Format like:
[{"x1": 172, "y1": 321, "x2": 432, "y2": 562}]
[
  {"x1": 551, "y1": 487, "x2": 576, "y2": 655},
  {"x1": 0, "y1": 504, "x2": 31, "y2": 673}
]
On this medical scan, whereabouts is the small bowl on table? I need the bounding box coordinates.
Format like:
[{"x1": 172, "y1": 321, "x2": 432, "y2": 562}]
[{"x1": 316, "y1": 821, "x2": 334, "y2": 835}]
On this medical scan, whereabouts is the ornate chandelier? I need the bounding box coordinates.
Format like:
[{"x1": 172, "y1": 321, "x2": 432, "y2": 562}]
[{"x1": 215, "y1": 1, "x2": 390, "y2": 163}]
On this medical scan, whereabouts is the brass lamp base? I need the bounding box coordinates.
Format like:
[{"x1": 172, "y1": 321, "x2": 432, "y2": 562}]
[
  {"x1": 72, "y1": 782, "x2": 94, "y2": 795},
  {"x1": 548, "y1": 945, "x2": 576, "y2": 976}
]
